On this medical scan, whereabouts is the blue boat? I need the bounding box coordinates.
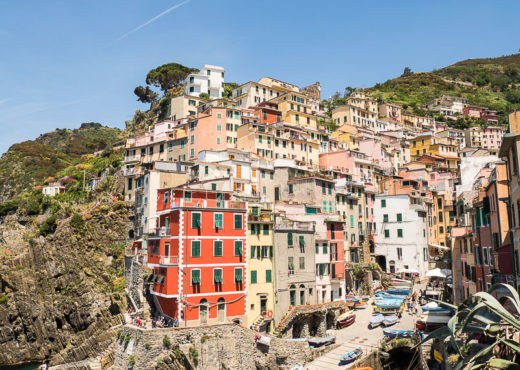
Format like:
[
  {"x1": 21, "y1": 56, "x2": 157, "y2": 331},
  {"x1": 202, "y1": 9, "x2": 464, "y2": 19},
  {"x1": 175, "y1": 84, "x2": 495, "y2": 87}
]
[
  {"x1": 374, "y1": 299, "x2": 404, "y2": 308},
  {"x1": 375, "y1": 292, "x2": 405, "y2": 300},
  {"x1": 339, "y1": 348, "x2": 363, "y2": 364},
  {"x1": 382, "y1": 314, "x2": 399, "y2": 327},
  {"x1": 369, "y1": 314, "x2": 384, "y2": 328},
  {"x1": 387, "y1": 288, "x2": 410, "y2": 295},
  {"x1": 383, "y1": 329, "x2": 415, "y2": 339},
  {"x1": 421, "y1": 302, "x2": 452, "y2": 315}
]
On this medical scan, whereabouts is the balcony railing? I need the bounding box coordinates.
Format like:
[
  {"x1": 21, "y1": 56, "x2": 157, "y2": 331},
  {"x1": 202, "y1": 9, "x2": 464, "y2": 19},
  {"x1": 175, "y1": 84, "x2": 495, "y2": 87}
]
[
  {"x1": 160, "y1": 256, "x2": 179, "y2": 265},
  {"x1": 153, "y1": 227, "x2": 170, "y2": 236},
  {"x1": 170, "y1": 198, "x2": 246, "y2": 209}
]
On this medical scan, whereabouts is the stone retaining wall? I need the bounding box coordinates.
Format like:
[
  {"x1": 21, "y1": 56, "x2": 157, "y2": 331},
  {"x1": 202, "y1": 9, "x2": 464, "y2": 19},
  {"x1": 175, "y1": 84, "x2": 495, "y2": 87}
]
[{"x1": 114, "y1": 323, "x2": 313, "y2": 369}]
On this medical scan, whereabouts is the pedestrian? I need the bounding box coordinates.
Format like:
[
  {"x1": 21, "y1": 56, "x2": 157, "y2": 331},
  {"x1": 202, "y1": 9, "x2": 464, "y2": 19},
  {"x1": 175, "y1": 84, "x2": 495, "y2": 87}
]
[{"x1": 174, "y1": 317, "x2": 179, "y2": 327}]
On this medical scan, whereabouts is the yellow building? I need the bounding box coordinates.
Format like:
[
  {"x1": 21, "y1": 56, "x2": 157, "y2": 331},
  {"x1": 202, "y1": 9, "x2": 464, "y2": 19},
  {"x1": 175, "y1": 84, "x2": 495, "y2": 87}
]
[
  {"x1": 247, "y1": 202, "x2": 276, "y2": 332},
  {"x1": 270, "y1": 92, "x2": 317, "y2": 130},
  {"x1": 410, "y1": 134, "x2": 458, "y2": 161},
  {"x1": 331, "y1": 124, "x2": 360, "y2": 150}
]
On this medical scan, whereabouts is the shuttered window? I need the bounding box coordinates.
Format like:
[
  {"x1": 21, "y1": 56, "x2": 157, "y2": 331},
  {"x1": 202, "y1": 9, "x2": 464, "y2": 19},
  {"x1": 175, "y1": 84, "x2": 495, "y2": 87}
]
[
  {"x1": 288, "y1": 232, "x2": 293, "y2": 246},
  {"x1": 234, "y1": 214, "x2": 242, "y2": 229},
  {"x1": 234, "y1": 241, "x2": 243, "y2": 256},
  {"x1": 266, "y1": 270, "x2": 272, "y2": 283},
  {"x1": 214, "y1": 241, "x2": 223, "y2": 256},
  {"x1": 192, "y1": 212, "x2": 201, "y2": 228},
  {"x1": 234, "y1": 268, "x2": 243, "y2": 282},
  {"x1": 191, "y1": 240, "x2": 201, "y2": 257},
  {"x1": 251, "y1": 270, "x2": 257, "y2": 284},
  {"x1": 191, "y1": 269, "x2": 201, "y2": 285},
  {"x1": 214, "y1": 213, "x2": 223, "y2": 229},
  {"x1": 213, "y1": 269, "x2": 223, "y2": 284}
]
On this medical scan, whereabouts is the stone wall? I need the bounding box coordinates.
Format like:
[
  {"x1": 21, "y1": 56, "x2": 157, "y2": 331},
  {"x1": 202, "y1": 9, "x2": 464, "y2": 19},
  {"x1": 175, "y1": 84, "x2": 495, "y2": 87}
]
[
  {"x1": 114, "y1": 324, "x2": 313, "y2": 369},
  {"x1": 124, "y1": 256, "x2": 148, "y2": 311}
]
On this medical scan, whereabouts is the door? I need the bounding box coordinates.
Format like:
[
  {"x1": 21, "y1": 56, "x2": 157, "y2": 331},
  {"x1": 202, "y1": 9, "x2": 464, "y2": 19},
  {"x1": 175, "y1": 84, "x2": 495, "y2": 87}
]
[
  {"x1": 274, "y1": 187, "x2": 280, "y2": 201},
  {"x1": 216, "y1": 193, "x2": 223, "y2": 207},
  {"x1": 217, "y1": 298, "x2": 225, "y2": 322},
  {"x1": 260, "y1": 297, "x2": 267, "y2": 314},
  {"x1": 199, "y1": 299, "x2": 208, "y2": 324},
  {"x1": 236, "y1": 165, "x2": 242, "y2": 178}
]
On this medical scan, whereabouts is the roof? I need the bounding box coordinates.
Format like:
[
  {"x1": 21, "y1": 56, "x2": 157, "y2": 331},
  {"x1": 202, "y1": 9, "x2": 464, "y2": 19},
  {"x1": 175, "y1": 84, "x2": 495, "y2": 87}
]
[{"x1": 498, "y1": 132, "x2": 517, "y2": 157}]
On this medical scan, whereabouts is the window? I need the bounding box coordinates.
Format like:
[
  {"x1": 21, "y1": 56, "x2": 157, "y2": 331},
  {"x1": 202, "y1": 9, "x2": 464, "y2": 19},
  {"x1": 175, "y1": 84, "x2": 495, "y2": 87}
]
[
  {"x1": 234, "y1": 268, "x2": 243, "y2": 282},
  {"x1": 288, "y1": 184, "x2": 293, "y2": 194},
  {"x1": 323, "y1": 243, "x2": 328, "y2": 254},
  {"x1": 288, "y1": 257, "x2": 294, "y2": 274},
  {"x1": 299, "y1": 257, "x2": 305, "y2": 269},
  {"x1": 214, "y1": 268, "x2": 223, "y2": 284},
  {"x1": 383, "y1": 214, "x2": 388, "y2": 222},
  {"x1": 191, "y1": 135, "x2": 194, "y2": 144},
  {"x1": 315, "y1": 244, "x2": 319, "y2": 254},
  {"x1": 397, "y1": 248, "x2": 403, "y2": 260},
  {"x1": 397, "y1": 229, "x2": 403, "y2": 237},
  {"x1": 214, "y1": 241, "x2": 223, "y2": 256},
  {"x1": 192, "y1": 212, "x2": 201, "y2": 228},
  {"x1": 384, "y1": 229, "x2": 390, "y2": 238},
  {"x1": 397, "y1": 213, "x2": 402, "y2": 222},
  {"x1": 263, "y1": 224, "x2": 269, "y2": 235},
  {"x1": 350, "y1": 215, "x2": 354, "y2": 228},
  {"x1": 191, "y1": 240, "x2": 201, "y2": 257},
  {"x1": 191, "y1": 269, "x2": 201, "y2": 285},
  {"x1": 381, "y1": 199, "x2": 386, "y2": 207},
  {"x1": 288, "y1": 232, "x2": 293, "y2": 246},
  {"x1": 234, "y1": 214, "x2": 242, "y2": 229},
  {"x1": 266, "y1": 270, "x2": 272, "y2": 283},
  {"x1": 234, "y1": 241, "x2": 243, "y2": 256},
  {"x1": 251, "y1": 270, "x2": 257, "y2": 284},
  {"x1": 214, "y1": 213, "x2": 223, "y2": 229}
]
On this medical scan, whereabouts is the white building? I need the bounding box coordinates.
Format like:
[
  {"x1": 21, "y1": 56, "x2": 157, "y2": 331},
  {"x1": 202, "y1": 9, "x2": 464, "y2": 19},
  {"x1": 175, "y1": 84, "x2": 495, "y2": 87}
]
[
  {"x1": 184, "y1": 64, "x2": 225, "y2": 99},
  {"x1": 373, "y1": 194, "x2": 429, "y2": 276},
  {"x1": 42, "y1": 183, "x2": 65, "y2": 197}
]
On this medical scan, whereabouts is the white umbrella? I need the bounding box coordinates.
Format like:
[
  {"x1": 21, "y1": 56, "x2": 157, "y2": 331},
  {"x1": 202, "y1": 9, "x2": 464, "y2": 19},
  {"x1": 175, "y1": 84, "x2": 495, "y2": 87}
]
[
  {"x1": 397, "y1": 268, "x2": 419, "y2": 274},
  {"x1": 425, "y1": 268, "x2": 447, "y2": 278}
]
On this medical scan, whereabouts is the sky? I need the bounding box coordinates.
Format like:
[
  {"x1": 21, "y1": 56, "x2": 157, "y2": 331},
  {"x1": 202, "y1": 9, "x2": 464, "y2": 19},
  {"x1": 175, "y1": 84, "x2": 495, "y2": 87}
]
[{"x1": 0, "y1": 0, "x2": 519, "y2": 154}]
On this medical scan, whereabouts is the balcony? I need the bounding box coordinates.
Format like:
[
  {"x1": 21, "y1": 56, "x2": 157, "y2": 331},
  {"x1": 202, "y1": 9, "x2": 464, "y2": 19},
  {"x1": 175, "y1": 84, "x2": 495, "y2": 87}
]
[
  {"x1": 153, "y1": 227, "x2": 170, "y2": 236},
  {"x1": 170, "y1": 198, "x2": 246, "y2": 210},
  {"x1": 123, "y1": 155, "x2": 140, "y2": 164},
  {"x1": 159, "y1": 256, "x2": 179, "y2": 265},
  {"x1": 248, "y1": 213, "x2": 274, "y2": 223}
]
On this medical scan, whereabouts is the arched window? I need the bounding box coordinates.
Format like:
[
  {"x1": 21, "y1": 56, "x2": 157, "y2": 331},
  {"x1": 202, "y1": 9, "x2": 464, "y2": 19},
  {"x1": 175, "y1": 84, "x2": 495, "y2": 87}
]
[
  {"x1": 199, "y1": 299, "x2": 208, "y2": 324},
  {"x1": 217, "y1": 298, "x2": 226, "y2": 322}
]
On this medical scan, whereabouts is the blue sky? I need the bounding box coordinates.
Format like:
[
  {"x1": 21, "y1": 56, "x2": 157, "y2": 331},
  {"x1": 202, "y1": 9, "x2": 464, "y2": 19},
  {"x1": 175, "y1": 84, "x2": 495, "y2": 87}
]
[{"x1": 0, "y1": 0, "x2": 519, "y2": 154}]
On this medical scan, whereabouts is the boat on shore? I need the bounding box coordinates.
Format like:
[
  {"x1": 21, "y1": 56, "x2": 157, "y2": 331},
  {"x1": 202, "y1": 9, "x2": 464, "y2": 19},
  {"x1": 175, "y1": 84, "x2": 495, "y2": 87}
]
[
  {"x1": 354, "y1": 301, "x2": 368, "y2": 310},
  {"x1": 416, "y1": 314, "x2": 450, "y2": 332},
  {"x1": 383, "y1": 329, "x2": 415, "y2": 339},
  {"x1": 369, "y1": 314, "x2": 384, "y2": 328},
  {"x1": 382, "y1": 314, "x2": 399, "y2": 327},
  {"x1": 386, "y1": 287, "x2": 410, "y2": 295},
  {"x1": 421, "y1": 302, "x2": 452, "y2": 315},
  {"x1": 308, "y1": 335, "x2": 335, "y2": 348},
  {"x1": 337, "y1": 310, "x2": 356, "y2": 328},
  {"x1": 339, "y1": 348, "x2": 363, "y2": 364}
]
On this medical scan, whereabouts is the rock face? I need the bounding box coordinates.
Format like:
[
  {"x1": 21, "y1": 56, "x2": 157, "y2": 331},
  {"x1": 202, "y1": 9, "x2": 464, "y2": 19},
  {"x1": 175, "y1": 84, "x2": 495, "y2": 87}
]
[
  {"x1": 114, "y1": 324, "x2": 313, "y2": 370},
  {"x1": 0, "y1": 201, "x2": 134, "y2": 367}
]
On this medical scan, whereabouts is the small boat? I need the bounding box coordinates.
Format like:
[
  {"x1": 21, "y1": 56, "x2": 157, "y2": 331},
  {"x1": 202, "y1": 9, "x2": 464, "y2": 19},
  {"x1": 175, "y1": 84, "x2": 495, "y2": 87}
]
[
  {"x1": 346, "y1": 296, "x2": 360, "y2": 303},
  {"x1": 355, "y1": 301, "x2": 367, "y2": 310},
  {"x1": 416, "y1": 314, "x2": 450, "y2": 332},
  {"x1": 340, "y1": 348, "x2": 363, "y2": 364},
  {"x1": 373, "y1": 299, "x2": 404, "y2": 309},
  {"x1": 369, "y1": 314, "x2": 384, "y2": 328},
  {"x1": 337, "y1": 310, "x2": 356, "y2": 329},
  {"x1": 308, "y1": 335, "x2": 335, "y2": 348},
  {"x1": 387, "y1": 288, "x2": 410, "y2": 295},
  {"x1": 360, "y1": 295, "x2": 370, "y2": 302},
  {"x1": 421, "y1": 302, "x2": 452, "y2": 315},
  {"x1": 383, "y1": 329, "x2": 415, "y2": 339},
  {"x1": 382, "y1": 314, "x2": 399, "y2": 327}
]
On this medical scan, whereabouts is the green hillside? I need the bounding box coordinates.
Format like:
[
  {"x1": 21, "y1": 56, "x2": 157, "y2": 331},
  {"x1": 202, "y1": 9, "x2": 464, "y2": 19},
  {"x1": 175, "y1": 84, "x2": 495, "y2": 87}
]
[
  {"x1": 0, "y1": 123, "x2": 123, "y2": 200},
  {"x1": 367, "y1": 53, "x2": 520, "y2": 123}
]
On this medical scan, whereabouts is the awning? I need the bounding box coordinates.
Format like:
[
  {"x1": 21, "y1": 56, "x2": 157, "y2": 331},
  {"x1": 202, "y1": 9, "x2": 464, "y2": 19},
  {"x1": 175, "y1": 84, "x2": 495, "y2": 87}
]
[
  {"x1": 428, "y1": 243, "x2": 449, "y2": 251},
  {"x1": 425, "y1": 268, "x2": 452, "y2": 278}
]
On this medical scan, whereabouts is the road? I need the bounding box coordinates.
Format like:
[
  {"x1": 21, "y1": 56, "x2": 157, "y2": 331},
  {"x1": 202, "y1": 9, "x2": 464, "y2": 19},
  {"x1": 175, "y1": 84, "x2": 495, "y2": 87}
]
[{"x1": 304, "y1": 285, "x2": 422, "y2": 369}]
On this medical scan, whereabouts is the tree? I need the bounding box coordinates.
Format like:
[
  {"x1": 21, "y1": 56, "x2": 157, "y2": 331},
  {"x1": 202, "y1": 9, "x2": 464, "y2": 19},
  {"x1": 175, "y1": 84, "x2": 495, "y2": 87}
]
[
  {"x1": 134, "y1": 85, "x2": 159, "y2": 103},
  {"x1": 401, "y1": 67, "x2": 413, "y2": 77},
  {"x1": 199, "y1": 92, "x2": 210, "y2": 100},
  {"x1": 145, "y1": 63, "x2": 199, "y2": 92},
  {"x1": 344, "y1": 86, "x2": 356, "y2": 97},
  {"x1": 223, "y1": 85, "x2": 233, "y2": 99}
]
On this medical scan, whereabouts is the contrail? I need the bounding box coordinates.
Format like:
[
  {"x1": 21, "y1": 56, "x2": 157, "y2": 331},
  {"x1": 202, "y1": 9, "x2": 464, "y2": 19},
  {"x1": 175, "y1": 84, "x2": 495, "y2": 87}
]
[{"x1": 115, "y1": 0, "x2": 192, "y2": 42}]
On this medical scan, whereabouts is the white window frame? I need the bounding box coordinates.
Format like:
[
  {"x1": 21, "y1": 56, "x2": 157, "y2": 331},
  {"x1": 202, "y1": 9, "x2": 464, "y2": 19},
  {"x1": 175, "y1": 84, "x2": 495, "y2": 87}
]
[
  {"x1": 214, "y1": 212, "x2": 224, "y2": 229},
  {"x1": 233, "y1": 213, "x2": 243, "y2": 230},
  {"x1": 191, "y1": 268, "x2": 201, "y2": 286}
]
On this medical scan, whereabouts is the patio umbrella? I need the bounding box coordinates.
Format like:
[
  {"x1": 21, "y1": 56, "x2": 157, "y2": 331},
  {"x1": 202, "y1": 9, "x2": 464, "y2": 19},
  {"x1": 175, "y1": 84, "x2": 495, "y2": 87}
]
[{"x1": 425, "y1": 268, "x2": 447, "y2": 278}]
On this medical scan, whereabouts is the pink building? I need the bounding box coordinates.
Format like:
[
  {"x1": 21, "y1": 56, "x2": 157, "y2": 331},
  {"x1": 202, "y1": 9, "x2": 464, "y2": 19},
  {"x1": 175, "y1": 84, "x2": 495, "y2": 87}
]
[
  {"x1": 358, "y1": 138, "x2": 393, "y2": 174},
  {"x1": 481, "y1": 126, "x2": 505, "y2": 150}
]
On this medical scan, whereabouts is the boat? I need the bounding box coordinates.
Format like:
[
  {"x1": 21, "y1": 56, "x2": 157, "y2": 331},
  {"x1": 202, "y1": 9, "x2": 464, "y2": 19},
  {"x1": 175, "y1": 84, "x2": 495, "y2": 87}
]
[
  {"x1": 387, "y1": 288, "x2": 410, "y2": 295},
  {"x1": 375, "y1": 292, "x2": 405, "y2": 300},
  {"x1": 308, "y1": 335, "x2": 336, "y2": 348},
  {"x1": 382, "y1": 314, "x2": 399, "y2": 327},
  {"x1": 383, "y1": 329, "x2": 415, "y2": 339},
  {"x1": 339, "y1": 348, "x2": 363, "y2": 364},
  {"x1": 289, "y1": 366, "x2": 303, "y2": 370},
  {"x1": 423, "y1": 290, "x2": 442, "y2": 301},
  {"x1": 416, "y1": 314, "x2": 450, "y2": 332},
  {"x1": 354, "y1": 301, "x2": 367, "y2": 310},
  {"x1": 373, "y1": 299, "x2": 404, "y2": 309},
  {"x1": 345, "y1": 295, "x2": 360, "y2": 303},
  {"x1": 337, "y1": 310, "x2": 356, "y2": 328},
  {"x1": 390, "y1": 278, "x2": 413, "y2": 287},
  {"x1": 421, "y1": 302, "x2": 452, "y2": 315},
  {"x1": 254, "y1": 334, "x2": 271, "y2": 346},
  {"x1": 369, "y1": 314, "x2": 384, "y2": 328},
  {"x1": 360, "y1": 295, "x2": 370, "y2": 302}
]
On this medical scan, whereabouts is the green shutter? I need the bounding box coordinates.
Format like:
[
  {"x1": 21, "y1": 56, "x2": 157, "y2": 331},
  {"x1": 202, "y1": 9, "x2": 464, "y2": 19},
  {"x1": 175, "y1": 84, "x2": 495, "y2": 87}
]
[
  {"x1": 192, "y1": 213, "x2": 201, "y2": 228},
  {"x1": 383, "y1": 214, "x2": 388, "y2": 222},
  {"x1": 235, "y1": 268, "x2": 243, "y2": 282},
  {"x1": 385, "y1": 229, "x2": 390, "y2": 238},
  {"x1": 191, "y1": 241, "x2": 201, "y2": 257},
  {"x1": 263, "y1": 224, "x2": 269, "y2": 235},
  {"x1": 256, "y1": 245, "x2": 261, "y2": 258},
  {"x1": 266, "y1": 269, "x2": 272, "y2": 283},
  {"x1": 251, "y1": 245, "x2": 256, "y2": 258},
  {"x1": 381, "y1": 199, "x2": 386, "y2": 208},
  {"x1": 397, "y1": 213, "x2": 402, "y2": 222},
  {"x1": 299, "y1": 235, "x2": 305, "y2": 246},
  {"x1": 214, "y1": 269, "x2": 222, "y2": 284},
  {"x1": 252, "y1": 207, "x2": 258, "y2": 216},
  {"x1": 269, "y1": 246, "x2": 273, "y2": 258},
  {"x1": 211, "y1": 183, "x2": 216, "y2": 191},
  {"x1": 251, "y1": 224, "x2": 256, "y2": 234},
  {"x1": 158, "y1": 275, "x2": 165, "y2": 284},
  {"x1": 398, "y1": 229, "x2": 403, "y2": 238},
  {"x1": 234, "y1": 214, "x2": 242, "y2": 229},
  {"x1": 251, "y1": 270, "x2": 257, "y2": 284},
  {"x1": 288, "y1": 232, "x2": 293, "y2": 246},
  {"x1": 214, "y1": 213, "x2": 223, "y2": 229},
  {"x1": 350, "y1": 215, "x2": 354, "y2": 227},
  {"x1": 214, "y1": 241, "x2": 223, "y2": 256},
  {"x1": 234, "y1": 241, "x2": 243, "y2": 256},
  {"x1": 192, "y1": 270, "x2": 200, "y2": 284}
]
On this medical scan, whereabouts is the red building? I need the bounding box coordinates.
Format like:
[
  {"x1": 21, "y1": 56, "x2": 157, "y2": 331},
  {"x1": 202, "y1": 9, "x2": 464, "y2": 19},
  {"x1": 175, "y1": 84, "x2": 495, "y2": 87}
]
[
  {"x1": 148, "y1": 188, "x2": 247, "y2": 326},
  {"x1": 253, "y1": 101, "x2": 281, "y2": 124},
  {"x1": 326, "y1": 220, "x2": 346, "y2": 299},
  {"x1": 463, "y1": 106, "x2": 499, "y2": 124}
]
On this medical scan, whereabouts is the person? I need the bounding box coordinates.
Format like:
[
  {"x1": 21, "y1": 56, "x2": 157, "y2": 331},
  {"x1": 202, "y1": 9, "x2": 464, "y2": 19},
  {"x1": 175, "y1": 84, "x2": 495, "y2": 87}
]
[
  {"x1": 174, "y1": 317, "x2": 179, "y2": 327},
  {"x1": 38, "y1": 359, "x2": 49, "y2": 370}
]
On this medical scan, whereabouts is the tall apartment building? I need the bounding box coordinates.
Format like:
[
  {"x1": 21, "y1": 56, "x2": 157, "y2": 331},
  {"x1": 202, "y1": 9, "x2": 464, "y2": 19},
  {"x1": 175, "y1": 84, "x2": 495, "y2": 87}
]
[{"x1": 184, "y1": 64, "x2": 225, "y2": 99}]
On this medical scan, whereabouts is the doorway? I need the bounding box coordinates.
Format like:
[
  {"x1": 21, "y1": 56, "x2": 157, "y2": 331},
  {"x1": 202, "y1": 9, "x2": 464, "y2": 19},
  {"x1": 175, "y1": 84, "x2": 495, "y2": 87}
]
[
  {"x1": 217, "y1": 298, "x2": 225, "y2": 322},
  {"x1": 199, "y1": 299, "x2": 208, "y2": 324},
  {"x1": 260, "y1": 296, "x2": 267, "y2": 314}
]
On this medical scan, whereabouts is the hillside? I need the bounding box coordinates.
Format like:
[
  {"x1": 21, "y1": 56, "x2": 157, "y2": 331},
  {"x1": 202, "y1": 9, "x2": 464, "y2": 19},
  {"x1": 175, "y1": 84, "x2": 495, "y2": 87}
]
[
  {"x1": 0, "y1": 123, "x2": 123, "y2": 201},
  {"x1": 367, "y1": 53, "x2": 520, "y2": 122}
]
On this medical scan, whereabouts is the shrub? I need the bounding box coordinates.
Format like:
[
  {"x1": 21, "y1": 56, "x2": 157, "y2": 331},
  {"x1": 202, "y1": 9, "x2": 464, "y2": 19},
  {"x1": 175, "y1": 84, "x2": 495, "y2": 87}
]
[
  {"x1": 163, "y1": 335, "x2": 171, "y2": 348},
  {"x1": 0, "y1": 200, "x2": 18, "y2": 216},
  {"x1": 39, "y1": 214, "x2": 57, "y2": 236},
  {"x1": 144, "y1": 343, "x2": 150, "y2": 350},
  {"x1": 128, "y1": 355, "x2": 135, "y2": 366},
  {"x1": 189, "y1": 346, "x2": 199, "y2": 365},
  {"x1": 70, "y1": 213, "x2": 85, "y2": 232},
  {"x1": 124, "y1": 334, "x2": 131, "y2": 344},
  {"x1": 0, "y1": 293, "x2": 8, "y2": 304}
]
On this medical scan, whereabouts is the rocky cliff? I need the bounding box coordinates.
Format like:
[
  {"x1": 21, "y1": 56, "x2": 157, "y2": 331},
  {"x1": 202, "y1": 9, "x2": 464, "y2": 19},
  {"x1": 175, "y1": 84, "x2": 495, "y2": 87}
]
[{"x1": 0, "y1": 197, "x2": 134, "y2": 367}]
